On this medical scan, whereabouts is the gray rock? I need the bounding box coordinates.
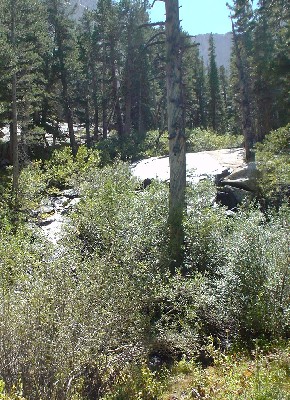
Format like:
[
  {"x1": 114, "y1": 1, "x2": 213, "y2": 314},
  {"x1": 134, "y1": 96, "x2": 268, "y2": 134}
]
[
  {"x1": 221, "y1": 162, "x2": 261, "y2": 192},
  {"x1": 131, "y1": 150, "x2": 242, "y2": 185},
  {"x1": 216, "y1": 185, "x2": 253, "y2": 210},
  {"x1": 62, "y1": 188, "x2": 79, "y2": 198},
  {"x1": 38, "y1": 205, "x2": 55, "y2": 215},
  {"x1": 52, "y1": 196, "x2": 70, "y2": 210}
]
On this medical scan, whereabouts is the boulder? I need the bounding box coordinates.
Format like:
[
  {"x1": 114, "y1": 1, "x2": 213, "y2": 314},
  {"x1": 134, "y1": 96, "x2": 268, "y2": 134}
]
[
  {"x1": 131, "y1": 151, "x2": 240, "y2": 185},
  {"x1": 216, "y1": 185, "x2": 253, "y2": 210},
  {"x1": 62, "y1": 188, "x2": 79, "y2": 198},
  {"x1": 221, "y1": 162, "x2": 260, "y2": 192}
]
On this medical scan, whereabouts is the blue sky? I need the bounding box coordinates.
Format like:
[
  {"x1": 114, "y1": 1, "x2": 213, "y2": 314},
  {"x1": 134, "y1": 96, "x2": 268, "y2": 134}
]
[{"x1": 149, "y1": 0, "x2": 256, "y2": 36}]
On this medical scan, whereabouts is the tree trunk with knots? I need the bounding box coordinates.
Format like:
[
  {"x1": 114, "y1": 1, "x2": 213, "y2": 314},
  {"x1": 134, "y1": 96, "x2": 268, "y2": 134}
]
[{"x1": 165, "y1": 0, "x2": 186, "y2": 273}]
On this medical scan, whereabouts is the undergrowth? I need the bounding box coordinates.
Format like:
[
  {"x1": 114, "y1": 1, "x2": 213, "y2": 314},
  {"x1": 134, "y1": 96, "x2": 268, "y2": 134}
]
[
  {"x1": 0, "y1": 129, "x2": 289, "y2": 399},
  {"x1": 161, "y1": 341, "x2": 290, "y2": 400}
]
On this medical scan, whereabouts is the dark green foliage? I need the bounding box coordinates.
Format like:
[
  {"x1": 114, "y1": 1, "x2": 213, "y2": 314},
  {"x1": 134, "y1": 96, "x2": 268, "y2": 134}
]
[
  {"x1": 255, "y1": 124, "x2": 290, "y2": 201},
  {"x1": 0, "y1": 0, "x2": 50, "y2": 142},
  {"x1": 0, "y1": 153, "x2": 289, "y2": 398},
  {"x1": 69, "y1": 162, "x2": 169, "y2": 269},
  {"x1": 207, "y1": 34, "x2": 223, "y2": 133},
  {"x1": 219, "y1": 206, "x2": 290, "y2": 340},
  {"x1": 186, "y1": 128, "x2": 243, "y2": 152}
]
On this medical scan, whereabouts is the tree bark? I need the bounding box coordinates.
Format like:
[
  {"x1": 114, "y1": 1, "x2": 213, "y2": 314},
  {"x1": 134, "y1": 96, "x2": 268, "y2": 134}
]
[
  {"x1": 84, "y1": 89, "x2": 91, "y2": 147},
  {"x1": 55, "y1": 19, "x2": 77, "y2": 156},
  {"x1": 10, "y1": 0, "x2": 19, "y2": 198},
  {"x1": 110, "y1": 42, "x2": 124, "y2": 139},
  {"x1": 165, "y1": 0, "x2": 186, "y2": 273},
  {"x1": 124, "y1": 28, "x2": 133, "y2": 139},
  {"x1": 11, "y1": 72, "x2": 19, "y2": 197}
]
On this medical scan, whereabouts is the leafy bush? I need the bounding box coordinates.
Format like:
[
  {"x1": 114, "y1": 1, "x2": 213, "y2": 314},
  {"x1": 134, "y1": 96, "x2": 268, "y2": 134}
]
[
  {"x1": 0, "y1": 228, "x2": 146, "y2": 399},
  {"x1": 0, "y1": 168, "x2": 14, "y2": 231},
  {"x1": 0, "y1": 379, "x2": 26, "y2": 400},
  {"x1": 69, "y1": 162, "x2": 169, "y2": 270},
  {"x1": 18, "y1": 145, "x2": 100, "y2": 210},
  {"x1": 104, "y1": 364, "x2": 167, "y2": 400},
  {"x1": 186, "y1": 128, "x2": 243, "y2": 153},
  {"x1": 162, "y1": 343, "x2": 290, "y2": 400},
  {"x1": 44, "y1": 145, "x2": 100, "y2": 189},
  {"x1": 214, "y1": 205, "x2": 290, "y2": 341},
  {"x1": 255, "y1": 124, "x2": 290, "y2": 201},
  {"x1": 184, "y1": 182, "x2": 289, "y2": 342},
  {"x1": 184, "y1": 180, "x2": 231, "y2": 275},
  {"x1": 137, "y1": 130, "x2": 168, "y2": 158},
  {"x1": 132, "y1": 129, "x2": 243, "y2": 160},
  {"x1": 1, "y1": 146, "x2": 288, "y2": 399}
]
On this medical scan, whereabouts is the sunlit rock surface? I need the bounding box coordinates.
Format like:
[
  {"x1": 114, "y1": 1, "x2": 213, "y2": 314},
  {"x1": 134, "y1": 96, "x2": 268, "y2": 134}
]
[{"x1": 131, "y1": 148, "x2": 246, "y2": 185}]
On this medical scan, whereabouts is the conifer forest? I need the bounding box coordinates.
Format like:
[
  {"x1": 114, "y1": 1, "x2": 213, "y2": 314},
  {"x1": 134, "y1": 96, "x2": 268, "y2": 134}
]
[{"x1": 0, "y1": 0, "x2": 289, "y2": 399}]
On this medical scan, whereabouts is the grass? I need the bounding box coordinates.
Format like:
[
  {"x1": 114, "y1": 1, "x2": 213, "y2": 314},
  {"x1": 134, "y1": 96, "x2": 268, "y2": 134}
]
[{"x1": 161, "y1": 343, "x2": 290, "y2": 400}]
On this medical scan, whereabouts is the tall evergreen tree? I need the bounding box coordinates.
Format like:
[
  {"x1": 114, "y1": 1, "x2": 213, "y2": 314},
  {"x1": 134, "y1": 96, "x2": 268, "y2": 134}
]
[
  {"x1": 43, "y1": 0, "x2": 80, "y2": 156},
  {"x1": 0, "y1": 0, "x2": 49, "y2": 195},
  {"x1": 252, "y1": 0, "x2": 290, "y2": 138},
  {"x1": 228, "y1": 0, "x2": 255, "y2": 161},
  {"x1": 219, "y1": 65, "x2": 231, "y2": 133},
  {"x1": 207, "y1": 33, "x2": 222, "y2": 132},
  {"x1": 183, "y1": 38, "x2": 206, "y2": 129}
]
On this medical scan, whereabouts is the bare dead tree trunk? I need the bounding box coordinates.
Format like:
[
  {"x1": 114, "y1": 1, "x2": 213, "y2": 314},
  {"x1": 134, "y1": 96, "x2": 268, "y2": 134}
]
[
  {"x1": 110, "y1": 42, "x2": 124, "y2": 139},
  {"x1": 10, "y1": 0, "x2": 19, "y2": 198},
  {"x1": 124, "y1": 29, "x2": 133, "y2": 139},
  {"x1": 165, "y1": 0, "x2": 186, "y2": 272},
  {"x1": 11, "y1": 72, "x2": 19, "y2": 198},
  {"x1": 85, "y1": 90, "x2": 91, "y2": 147}
]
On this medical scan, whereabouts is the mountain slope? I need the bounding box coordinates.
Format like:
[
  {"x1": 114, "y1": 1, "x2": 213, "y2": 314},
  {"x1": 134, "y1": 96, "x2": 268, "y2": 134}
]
[
  {"x1": 71, "y1": 1, "x2": 232, "y2": 69},
  {"x1": 193, "y1": 32, "x2": 232, "y2": 70}
]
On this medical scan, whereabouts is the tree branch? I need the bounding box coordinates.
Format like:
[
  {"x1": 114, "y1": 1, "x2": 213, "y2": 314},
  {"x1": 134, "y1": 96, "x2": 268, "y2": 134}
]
[
  {"x1": 151, "y1": 0, "x2": 165, "y2": 7},
  {"x1": 139, "y1": 21, "x2": 166, "y2": 28}
]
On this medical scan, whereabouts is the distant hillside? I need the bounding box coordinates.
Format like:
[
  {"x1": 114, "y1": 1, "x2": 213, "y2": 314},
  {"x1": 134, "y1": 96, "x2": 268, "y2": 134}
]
[
  {"x1": 70, "y1": 0, "x2": 95, "y2": 18},
  {"x1": 71, "y1": 1, "x2": 232, "y2": 70},
  {"x1": 193, "y1": 32, "x2": 232, "y2": 70}
]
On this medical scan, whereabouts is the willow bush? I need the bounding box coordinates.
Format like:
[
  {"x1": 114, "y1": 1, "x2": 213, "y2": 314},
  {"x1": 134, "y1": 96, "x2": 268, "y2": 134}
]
[
  {"x1": 255, "y1": 123, "x2": 290, "y2": 203},
  {"x1": 0, "y1": 150, "x2": 289, "y2": 399}
]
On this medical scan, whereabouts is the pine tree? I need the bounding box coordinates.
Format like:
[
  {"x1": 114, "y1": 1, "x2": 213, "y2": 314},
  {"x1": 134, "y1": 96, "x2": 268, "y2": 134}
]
[
  {"x1": 207, "y1": 33, "x2": 222, "y2": 132},
  {"x1": 43, "y1": 0, "x2": 80, "y2": 156},
  {"x1": 183, "y1": 38, "x2": 206, "y2": 129},
  {"x1": 228, "y1": 0, "x2": 255, "y2": 161},
  {"x1": 219, "y1": 65, "x2": 231, "y2": 133},
  {"x1": 252, "y1": 0, "x2": 290, "y2": 138},
  {"x1": 77, "y1": 9, "x2": 102, "y2": 146},
  {"x1": 0, "y1": 0, "x2": 50, "y2": 195}
]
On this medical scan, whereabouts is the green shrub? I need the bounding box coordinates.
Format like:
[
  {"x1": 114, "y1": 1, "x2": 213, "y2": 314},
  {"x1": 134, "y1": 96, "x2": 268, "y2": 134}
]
[
  {"x1": 44, "y1": 145, "x2": 100, "y2": 189},
  {"x1": 184, "y1": 181, "x2": 289, "y2": 342},
  {"x1": 186, "y1": 128, "x2": 243, "y2": 153},
  {"x1": 0, "y1": 168, "x2": 14, "y2": 231},
  {"x1": 137, "y1": 129, "x2": 243, "y2": 159},
  {"x1": 1, "y1": 143, "x2": 288, "y2": 399},
  {"x1": 184, "y1": 180, "x2": 231, "y2": 275},
  {"x1": 215, "y1": 205, "x2": 290, "y2": 340},
  {"x1": 69, "y1": 161, "x2": 169, "y2": 270},
  {"x1": 104, "y1": 364, "x2": 167, "y2": 400},
  {"x1": 255, "y1": 124, "x2": 290, "y2": 200},
  {"x1": 0, "y1": 228, "x2": 146, "y2": 399},
  {"x1": 0, "y1": 379, "x2": 26, "y2": 400},
  {"x1": 18, "y1": 160, "x2": 47, "y2": 210},
  {"x1": 137, "y1": 130, "x2": 169, "y2": 158},
  {"x1": 18, "y1": 145, "x2": 100, "y2": 210},
  {"x1": 161, "y1": 343, "x2": 290, "y2": 400}
]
